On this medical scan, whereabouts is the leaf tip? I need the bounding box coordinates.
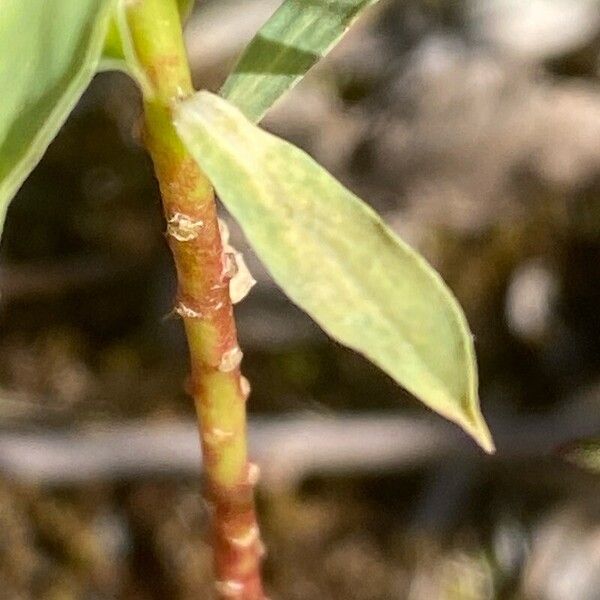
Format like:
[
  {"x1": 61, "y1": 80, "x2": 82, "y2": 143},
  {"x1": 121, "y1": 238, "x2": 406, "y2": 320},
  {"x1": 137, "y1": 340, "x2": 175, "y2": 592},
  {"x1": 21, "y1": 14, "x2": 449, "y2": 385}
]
[{"x1": 462, "y1": 411, "x2": 495, "y2": 454}]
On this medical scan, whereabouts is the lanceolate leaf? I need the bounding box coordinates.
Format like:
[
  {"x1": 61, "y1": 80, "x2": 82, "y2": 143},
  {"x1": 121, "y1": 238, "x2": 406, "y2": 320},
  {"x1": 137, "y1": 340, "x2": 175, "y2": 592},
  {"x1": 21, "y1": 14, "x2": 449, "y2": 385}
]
[
  {"x1": 221, "y1": 0, "x2": 379, "y2": 123},
  {"x1": 0, "y1": 0, "x2": 113, "y2": 236},
  {"x1": 175, "y1": 92, "x2": 495, "y2": 452}
]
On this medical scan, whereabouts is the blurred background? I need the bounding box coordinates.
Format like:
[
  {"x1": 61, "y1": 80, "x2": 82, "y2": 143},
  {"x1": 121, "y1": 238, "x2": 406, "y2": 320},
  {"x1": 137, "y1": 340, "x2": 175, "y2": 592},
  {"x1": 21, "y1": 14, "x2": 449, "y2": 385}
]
[{"x1": 1, "y1": 0, "x2": 600, "y2": 598}]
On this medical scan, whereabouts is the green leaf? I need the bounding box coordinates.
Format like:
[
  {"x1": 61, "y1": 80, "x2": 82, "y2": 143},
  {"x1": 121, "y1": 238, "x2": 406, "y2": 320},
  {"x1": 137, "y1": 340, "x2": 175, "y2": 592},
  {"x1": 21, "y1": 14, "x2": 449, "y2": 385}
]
[
  {"x1": 101, "y1": 0, "x2": 194, "y2": 72},
  {"x1": 174, "y1": 91, "x2": 495, "y2": 452},
  {"x1": 0, "y1": 0, "x2": 113, "y2": 236},
  {"x1": 221, "y1": 0, "x2": 379, "y2": 123}
]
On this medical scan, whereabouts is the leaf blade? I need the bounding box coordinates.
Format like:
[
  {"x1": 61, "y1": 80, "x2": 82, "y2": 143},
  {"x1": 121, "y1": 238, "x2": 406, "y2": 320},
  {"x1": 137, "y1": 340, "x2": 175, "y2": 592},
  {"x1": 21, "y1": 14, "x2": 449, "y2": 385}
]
[
  {"x1": 175, "y1": 91, "x2": 494, "y2": 452},
  {"x1": 220, "y1": 0, "x2": 379, "y2": 122},
  {"x1": 0, "y1": 0, "x2": 113, "y2": 235}
]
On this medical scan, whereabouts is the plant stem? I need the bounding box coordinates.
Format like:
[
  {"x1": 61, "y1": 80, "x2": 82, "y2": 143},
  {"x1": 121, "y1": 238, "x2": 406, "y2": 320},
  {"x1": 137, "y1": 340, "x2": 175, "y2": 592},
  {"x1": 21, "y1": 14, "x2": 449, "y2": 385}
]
[{"x1": 125, "y1": 1, "x2": 265, "y2": 597}]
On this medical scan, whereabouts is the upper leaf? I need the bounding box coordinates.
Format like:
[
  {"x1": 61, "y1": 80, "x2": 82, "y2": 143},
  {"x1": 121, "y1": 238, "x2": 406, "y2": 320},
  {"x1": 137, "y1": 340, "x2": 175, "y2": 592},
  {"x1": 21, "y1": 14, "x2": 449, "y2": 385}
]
[
  {"x1": 175, "y1": 91, "x2": 495, "y2": 452},
  {"x1": 220, "y1": 0, "x2": 379, "y2": 123},
  {"x1": 0, "y1": 0, "x2": 113, "y2": 235}
]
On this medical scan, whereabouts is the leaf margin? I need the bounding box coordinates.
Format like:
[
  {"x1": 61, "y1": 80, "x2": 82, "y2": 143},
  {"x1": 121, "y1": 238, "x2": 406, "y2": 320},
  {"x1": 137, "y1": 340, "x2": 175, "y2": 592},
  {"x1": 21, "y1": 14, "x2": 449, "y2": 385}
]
[{"x1": 0, "y1": 0, "x2": 115, "y2": 231}]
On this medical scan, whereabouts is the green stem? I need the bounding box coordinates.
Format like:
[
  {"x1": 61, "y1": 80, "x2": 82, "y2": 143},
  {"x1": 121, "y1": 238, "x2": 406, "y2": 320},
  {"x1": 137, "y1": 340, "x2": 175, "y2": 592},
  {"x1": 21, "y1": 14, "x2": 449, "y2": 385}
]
[{"x1": 124, "y1": 1, "x2": 265, "y2": 597}]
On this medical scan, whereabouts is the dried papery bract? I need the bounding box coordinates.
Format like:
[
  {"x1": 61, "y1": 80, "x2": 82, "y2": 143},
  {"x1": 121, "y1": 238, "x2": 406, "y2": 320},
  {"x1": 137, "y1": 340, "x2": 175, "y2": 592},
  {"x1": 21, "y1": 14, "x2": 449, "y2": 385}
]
[
  {"x1": 166, "y1": 211, "x2": 204, "y2": 241},
  {"x1": 219, "y1": 219, "x2": 257, "y2": 305}
]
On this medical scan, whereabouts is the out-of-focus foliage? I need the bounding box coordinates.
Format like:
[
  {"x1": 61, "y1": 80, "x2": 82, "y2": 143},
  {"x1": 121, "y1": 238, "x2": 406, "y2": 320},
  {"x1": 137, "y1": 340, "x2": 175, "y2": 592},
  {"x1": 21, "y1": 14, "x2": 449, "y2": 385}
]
[
  {"x1": 567, "y1": 440, "x2": 600, "y2": 472},
  {"x1": 0, "y1": 0, "x2": 112, "y2": 239}
]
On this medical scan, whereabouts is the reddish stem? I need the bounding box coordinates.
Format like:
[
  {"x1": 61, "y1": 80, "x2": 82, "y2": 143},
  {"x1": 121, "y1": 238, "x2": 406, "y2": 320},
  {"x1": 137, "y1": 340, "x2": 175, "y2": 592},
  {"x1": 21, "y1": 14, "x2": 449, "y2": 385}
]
[{"x1": 125, "y1": 1, "x2": 266, "y2": 597}]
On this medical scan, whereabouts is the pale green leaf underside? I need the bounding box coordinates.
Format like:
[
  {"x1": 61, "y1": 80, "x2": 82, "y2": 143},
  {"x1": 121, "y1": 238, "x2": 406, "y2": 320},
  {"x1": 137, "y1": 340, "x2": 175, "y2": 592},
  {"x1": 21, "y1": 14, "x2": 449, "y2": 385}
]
[
  {"x1": 221, "y1": 0, "x2": 379, "y2": 123},
  {"x1": 175, "y1": 92, "x2": 494, "y2": 452},
  {"x1": 0, "y1": 0, "x2": 112, "y2": 236}
]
